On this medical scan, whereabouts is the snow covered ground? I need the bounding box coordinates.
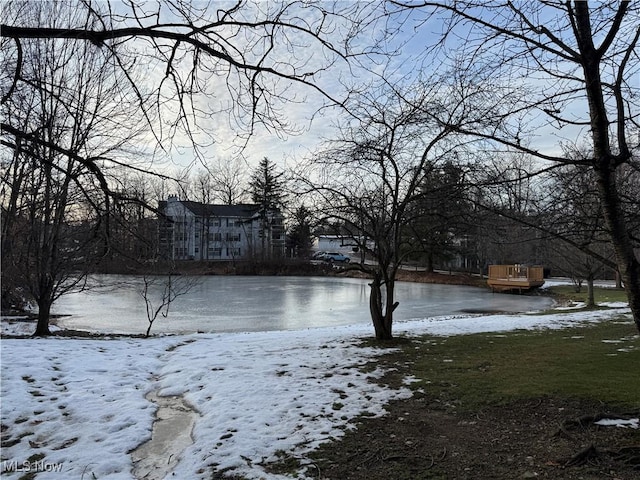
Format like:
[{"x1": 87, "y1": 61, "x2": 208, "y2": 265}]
[{"x1": 1, "y1": 300, "x2": 636, "y2": 479}]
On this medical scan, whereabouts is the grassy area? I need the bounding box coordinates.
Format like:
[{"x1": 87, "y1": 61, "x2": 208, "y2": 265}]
[
  {"x1": 393, "y1": 317, "x2": 639, "y2": 409},
  {"x1": 546, "y1": 284, "x2": 629, "y2": 305}
]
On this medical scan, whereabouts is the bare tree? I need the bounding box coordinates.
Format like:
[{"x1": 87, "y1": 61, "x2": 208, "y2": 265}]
[
  {"x1": 545, "y1": 160, "x2": 620, "y2": 305},
  {"x1": 140, "y1": 272, "x2": 198, "y2": 337},
  {"x1": 207, "y1": 157, "x2": 249, "y2": 205},
  {"x1": 470, "y1": 154, "x2": 549, "y2": 267},
  {"x1": 388, "y1": 1, "x2": 640, "y2": 332},
  {"x1": 1, "y1": 1, "x2": 145, "y2": 335},
  {"x1": 190, "y1": 169, "x2": 214, "y2": 206},
  {"x1": 1, "y1": 0, "x2": 380, "y2": 334},
  {"x1": 296, "y1": 82, "x2": 464, "y2": 340},
  {"x1": 105, "y1": 170, "x2": 175, "y2": 269},
  {"x1": 184, "y1": 157, "x2": 249, "y2": 206}
]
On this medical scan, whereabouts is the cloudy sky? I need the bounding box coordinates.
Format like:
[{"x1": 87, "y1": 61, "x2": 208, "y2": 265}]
[
  {"x1": 5, "y1": 1, "x2": 624, "y2": 179},
  {"x1": 110, "y1": 0, "x2": 451, "y2": 173},
  {"x1": 129, "y1": 0, "x2": 603, "y2": 176}
]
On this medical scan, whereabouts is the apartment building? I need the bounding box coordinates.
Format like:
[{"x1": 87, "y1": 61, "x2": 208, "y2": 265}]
[{"x1": 158, "y1": 196, "x2": 285, "y2": 260}]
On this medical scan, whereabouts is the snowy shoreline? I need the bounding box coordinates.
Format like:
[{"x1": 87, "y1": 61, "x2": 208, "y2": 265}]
[{"x1": 1, "y1": 290, "x2": 633, "y2": 479}]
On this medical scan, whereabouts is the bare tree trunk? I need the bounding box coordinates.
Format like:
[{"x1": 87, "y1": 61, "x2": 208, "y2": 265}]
[
  {"x1": 369, "y1": 273, "x2": 399, "y2": 341},
  {"x1": 586, "y1": 275, "x2": 596, "y2": 308},
  {"x1": 34, "y1": 298, "x2": 52, "y2": 336},
  {"x1": 574, "y1": 2, "x2": 640, "y2": 332},
  {"x1": 369, "y1": 275, "x2": 390, "y2": 340},
  {"x1": 426, "y1": 252, "x2": 435, "y2": 273},
  {"x1": 594, "y1": 168, "x2": 640, "y2": 331},
  {"x1": 141, "y1": 272, "x2": 198, "y2": 337},
  {"x1": 615, "y1": 270, "x2": 623, "y2": 289}
]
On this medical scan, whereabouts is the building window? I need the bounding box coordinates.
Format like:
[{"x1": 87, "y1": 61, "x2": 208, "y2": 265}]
[
  {"x1": 227, "y1": 247, "x2": 241, "y2": 257},
  {"x1": 208, "y1": 247, "x2": 222, "y2": 257},
  {"x1": 226, "y1": 233, "x2": 241, "y2": 242}
]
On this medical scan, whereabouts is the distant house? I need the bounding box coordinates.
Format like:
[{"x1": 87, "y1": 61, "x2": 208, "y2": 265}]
[
  {"x1": 314, "y1": 234, "x2": 359, "y2": 254},
  {"x1": 158, "y1": 196, "x2": 285, "y2": 261}
]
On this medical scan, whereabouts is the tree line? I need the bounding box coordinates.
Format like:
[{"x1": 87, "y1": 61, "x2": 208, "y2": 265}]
[{"x1": 1, "y1": 1, "x2": 638, "y2": 338}]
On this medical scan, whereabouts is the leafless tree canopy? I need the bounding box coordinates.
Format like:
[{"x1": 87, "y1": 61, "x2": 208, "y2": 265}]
[
  {"x1": 2, "y1": 0, "x2": 381, "y2": 158},
  {"x1": 385, "y1": 1, "x2": 640, "y2": 332},
  {"x1": 398, "y1": 2, "x2": 637, "y2": 157},
  {"x1": 0, "y1": 1, "x2": 152, "y2": 335},
  {"x1": 295, "y1": 80, "x2": 466, "y2": 339}
]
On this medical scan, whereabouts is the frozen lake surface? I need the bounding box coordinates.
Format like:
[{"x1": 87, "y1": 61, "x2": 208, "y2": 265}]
[{"x1": 54, "y1": 275, "x2": 553, "y2": 335}]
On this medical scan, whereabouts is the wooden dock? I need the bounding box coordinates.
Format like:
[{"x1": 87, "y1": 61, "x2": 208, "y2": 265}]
[{"x1": 487, "y1": 265, "x2": 545, "y2": 292}]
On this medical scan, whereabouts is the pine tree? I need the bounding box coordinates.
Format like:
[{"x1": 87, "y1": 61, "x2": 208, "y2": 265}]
[
  {"x1": 288, "y1": 206, "x2": 314, "y2": 259},
  {"x1": 250, "y1": 157, "x2": 286, "y2": 210},
  {"x1": 249, "y1": 158, "x2": 287, "y2": 260}
]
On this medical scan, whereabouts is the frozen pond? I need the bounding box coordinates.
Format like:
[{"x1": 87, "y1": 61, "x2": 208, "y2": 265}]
[{"x1": 54, "y1": 275, "x2": 553, "y2": 335}]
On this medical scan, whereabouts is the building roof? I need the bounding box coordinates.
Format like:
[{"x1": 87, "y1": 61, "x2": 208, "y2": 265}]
[
  {"x1": 160, "y1": 197, "x2": 285, "y2": 220},
  {"x1": 180, "y1": 201, "x2": 262, "y2": 218}
]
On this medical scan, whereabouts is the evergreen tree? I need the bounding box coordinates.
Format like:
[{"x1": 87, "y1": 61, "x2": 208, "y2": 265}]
[
  {"x1": 288, "y1": 206, "x2": 314, "y2": 259},
  {"x1": 249, "y1": 158, "x2": 287, "y2": 260},
  {"x1": 250, "y1": 157, "x2": 286, "y2": 210}
]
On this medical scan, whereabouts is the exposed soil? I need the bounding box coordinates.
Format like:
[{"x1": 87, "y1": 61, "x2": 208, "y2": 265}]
[
  {"x1": 394, "y1": 269, "x2": 486, "y2": 287},
  {"x1": 303, "y1": 395, "x2": 639, "y2": 480},
  {"x1": 265, "y1": 350, "x2": 640, "y2": 480}
]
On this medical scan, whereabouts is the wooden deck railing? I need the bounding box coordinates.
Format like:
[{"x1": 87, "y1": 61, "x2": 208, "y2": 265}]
[
  {"x1": 487, "y1": 265, "x2": 545, "y2": 292},
  {"x1": 488, "y1": 265, "x2": 544, "y2": 281}
]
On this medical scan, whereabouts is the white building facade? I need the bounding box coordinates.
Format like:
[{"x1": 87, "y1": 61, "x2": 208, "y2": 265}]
[{"x1": 159, "y1": 197, "x2": 285, "y2": 261}]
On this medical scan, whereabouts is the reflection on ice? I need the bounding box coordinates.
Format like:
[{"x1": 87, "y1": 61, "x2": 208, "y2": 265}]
[{"x1": 54, "y1": 275, "x2": 553, "y2": 335}]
